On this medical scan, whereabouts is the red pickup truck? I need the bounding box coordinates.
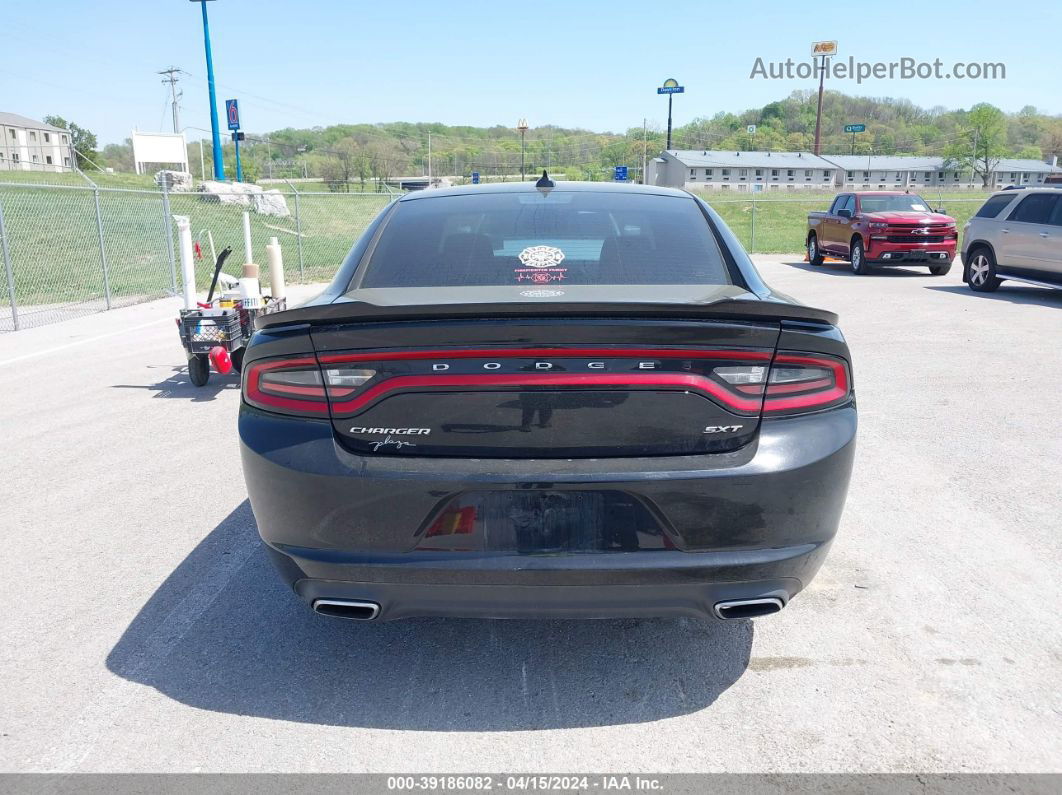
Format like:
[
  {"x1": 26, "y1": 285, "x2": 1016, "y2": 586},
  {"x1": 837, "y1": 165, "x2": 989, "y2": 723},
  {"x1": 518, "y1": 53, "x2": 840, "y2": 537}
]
[{"x1": 807, "y1": 191, "x2": 958, "y2": 275}]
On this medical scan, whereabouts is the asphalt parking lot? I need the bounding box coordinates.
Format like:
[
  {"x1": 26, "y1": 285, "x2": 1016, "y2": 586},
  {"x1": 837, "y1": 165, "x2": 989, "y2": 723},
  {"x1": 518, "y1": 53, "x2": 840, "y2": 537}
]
[{"x1": 2, "y1": 256, "x2": 1060, "y2": 773}]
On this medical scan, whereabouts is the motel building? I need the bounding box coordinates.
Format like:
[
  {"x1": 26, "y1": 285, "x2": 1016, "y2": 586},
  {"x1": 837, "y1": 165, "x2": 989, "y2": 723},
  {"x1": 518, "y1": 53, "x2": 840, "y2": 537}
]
[
  {"x1": 646, "y1": 150, "x2": 838, "y2": 191},
  {"x1": 647, "y1": 150, "x2": 1062, "y2": 192},
  {"x1": 0, "y1": 112, "x2": 75, "y2": 173}
]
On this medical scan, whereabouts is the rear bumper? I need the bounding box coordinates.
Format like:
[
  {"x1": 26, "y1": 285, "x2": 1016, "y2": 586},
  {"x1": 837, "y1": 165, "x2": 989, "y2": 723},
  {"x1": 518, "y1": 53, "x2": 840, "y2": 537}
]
[{"x1": 240, "y1": 405, "x2": 856, "y2": 620}]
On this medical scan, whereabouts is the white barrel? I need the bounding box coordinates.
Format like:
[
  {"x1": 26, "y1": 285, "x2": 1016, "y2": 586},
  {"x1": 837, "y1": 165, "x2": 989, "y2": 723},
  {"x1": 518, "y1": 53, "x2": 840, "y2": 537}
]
[
  {"x1": 174, "y1": 214, "x2": 196, "y2": 309},
  {"x1": 266, "y1": 236, "x2": 286, "y2": 300}
]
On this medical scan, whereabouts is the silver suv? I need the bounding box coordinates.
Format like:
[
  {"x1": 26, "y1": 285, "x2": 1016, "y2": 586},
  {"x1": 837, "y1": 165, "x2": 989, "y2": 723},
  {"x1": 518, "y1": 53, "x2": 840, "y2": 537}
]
[{"x1": 962, "y1": 188, "x2": 1062, "y2": 292}]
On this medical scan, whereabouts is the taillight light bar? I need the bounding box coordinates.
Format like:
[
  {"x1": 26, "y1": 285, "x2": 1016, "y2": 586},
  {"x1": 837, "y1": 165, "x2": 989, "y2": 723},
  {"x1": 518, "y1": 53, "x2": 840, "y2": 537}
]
[{"x1": 243, "y1": 348, "x2": 851, "y2": 418}]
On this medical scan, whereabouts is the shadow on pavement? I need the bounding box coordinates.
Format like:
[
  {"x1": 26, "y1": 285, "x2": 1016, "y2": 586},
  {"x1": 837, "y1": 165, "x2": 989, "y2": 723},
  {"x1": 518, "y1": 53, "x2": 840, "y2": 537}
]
[
  {"x1": 924, "y1": 285, "x2": 1062, "y2": 307},
  {"x1": 107, "y1": 501, "x2": 754, "y2": 731},
  {"x1": 781, "y1": 260, "x2": 932, "y2": 278},
  {"x1": 111, "y1": 364, "x2": 239, "y2": 401}
]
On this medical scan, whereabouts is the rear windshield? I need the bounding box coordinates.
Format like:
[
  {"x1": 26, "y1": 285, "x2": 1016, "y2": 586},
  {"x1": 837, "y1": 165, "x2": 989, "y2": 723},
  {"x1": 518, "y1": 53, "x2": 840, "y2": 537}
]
[
  {"x1": 859, "y1": 195, "x2": 931, "y2": 213},
  {"x1": 356, "y1": 191, "x2": 731, "y2": 288}
]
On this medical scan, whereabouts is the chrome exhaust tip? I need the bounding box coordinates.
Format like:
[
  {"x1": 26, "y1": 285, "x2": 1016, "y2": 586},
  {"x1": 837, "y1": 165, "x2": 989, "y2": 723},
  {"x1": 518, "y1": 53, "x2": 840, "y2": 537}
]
[
  {"x1": 312, "y1": 599, "x2": 381, "y2": 621},
  {"x1": 713, "y1": 597, "x2": 785, "y2": 620}
]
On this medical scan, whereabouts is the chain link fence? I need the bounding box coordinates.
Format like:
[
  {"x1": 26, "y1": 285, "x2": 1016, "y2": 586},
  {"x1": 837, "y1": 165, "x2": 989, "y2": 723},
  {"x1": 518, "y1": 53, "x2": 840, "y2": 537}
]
[
  {"x1": 0, "y1": 177, "x2": 393, "y2": 332},
  {"x1": 0, "y1": 180, "x2": 992, "y2": 332}
]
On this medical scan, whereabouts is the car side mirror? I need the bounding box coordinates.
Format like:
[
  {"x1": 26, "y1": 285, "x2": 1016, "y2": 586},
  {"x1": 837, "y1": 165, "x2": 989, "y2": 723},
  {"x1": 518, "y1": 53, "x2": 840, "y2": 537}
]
[
  {"x1": 935, "y1": 207, "x2": 945, "y2": 214},
  {"x1": 837, "y1": 208, "x2": 852, "y2": 218}
]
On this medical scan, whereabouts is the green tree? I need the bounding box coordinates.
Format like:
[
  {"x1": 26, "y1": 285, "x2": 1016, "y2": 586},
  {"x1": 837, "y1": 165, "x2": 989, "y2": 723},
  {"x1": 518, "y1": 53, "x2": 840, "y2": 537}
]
[
  {"x1": 43, "y1": 115, "x2": 101, "y2": 169},
  {"x1": 943, "y1": 104, "x2": 1008, "y2": 187}
]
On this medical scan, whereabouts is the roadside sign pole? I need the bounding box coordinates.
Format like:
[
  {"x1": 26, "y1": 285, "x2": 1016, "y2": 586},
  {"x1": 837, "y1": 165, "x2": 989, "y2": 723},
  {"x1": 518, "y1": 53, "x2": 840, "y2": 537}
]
[
  {"x1": 657, "y1": 80, "x2": 685, "y2": 151},
  {"x1": 195, "y1": 0, "x2": 225, "y2": 181},
  {"x1": 226, "y1": 99, "x2": 242, "y2": 182},
  {"x1": 667, "y1": 93, "x2": 673, "y2": 150},
  {"x1": 813, "y1": 55, "x2": 827, "y2": 156},
  {"x1": 233, "y1": 132, "x2": 243, "y2": 182}
]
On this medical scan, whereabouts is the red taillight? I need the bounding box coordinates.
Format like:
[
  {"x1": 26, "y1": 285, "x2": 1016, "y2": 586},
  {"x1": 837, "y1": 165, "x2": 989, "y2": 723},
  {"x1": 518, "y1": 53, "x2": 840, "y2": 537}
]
[
  {"x1": 716, "y1": 352, "x2": 850, "y2": 415},
  {"x1": 244, "y1": 357, "x2": 377, "y2": 416}
]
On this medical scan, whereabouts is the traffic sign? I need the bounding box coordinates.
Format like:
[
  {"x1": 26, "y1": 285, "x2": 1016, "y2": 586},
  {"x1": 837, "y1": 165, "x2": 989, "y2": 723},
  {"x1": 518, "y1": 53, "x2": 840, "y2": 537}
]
[
  {"x1": 614, "y1": 166, "x2": 628, "y2": 182},
  {"x1": 844, "y1": 124, "x2": 866, "y2": 133},
  {"x1": 471, "y1": 172, "x2": 480, "y2": 184},
  {"x1": 225, "y1": 99, "x2": 240, "y2": 130},
  {"x1": 657, "y1": 78, "x2": 685, "y2": 95},
  {"x1": 747, "y1": 125, "x2": 757, "y2": 134}
]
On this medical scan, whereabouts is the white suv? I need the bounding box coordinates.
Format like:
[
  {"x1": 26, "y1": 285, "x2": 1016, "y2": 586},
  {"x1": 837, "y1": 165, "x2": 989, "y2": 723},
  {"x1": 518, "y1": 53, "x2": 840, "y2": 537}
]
[{"x1": 961, "y1": 188, "x2": 1062, "y2": 292}]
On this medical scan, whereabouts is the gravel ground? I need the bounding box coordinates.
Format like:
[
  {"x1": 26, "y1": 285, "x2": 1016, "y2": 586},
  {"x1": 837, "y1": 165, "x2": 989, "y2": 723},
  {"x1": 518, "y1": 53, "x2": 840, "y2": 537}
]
[{"x1": 1, "y1": 258, "x2": 1059, "y2": 773}]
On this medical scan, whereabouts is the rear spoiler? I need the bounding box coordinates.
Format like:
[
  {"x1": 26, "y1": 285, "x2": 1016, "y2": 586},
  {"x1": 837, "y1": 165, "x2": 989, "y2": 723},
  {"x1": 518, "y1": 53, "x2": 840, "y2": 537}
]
[{"x1": 256, "y1": 297, "x2": 839, "y2": 330}]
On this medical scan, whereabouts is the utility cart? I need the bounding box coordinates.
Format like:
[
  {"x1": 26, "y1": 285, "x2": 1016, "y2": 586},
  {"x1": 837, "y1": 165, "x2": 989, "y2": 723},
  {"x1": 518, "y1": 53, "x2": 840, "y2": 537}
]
[{"x1": 177, "y1": 297, "x2": 286, "y2": 386}]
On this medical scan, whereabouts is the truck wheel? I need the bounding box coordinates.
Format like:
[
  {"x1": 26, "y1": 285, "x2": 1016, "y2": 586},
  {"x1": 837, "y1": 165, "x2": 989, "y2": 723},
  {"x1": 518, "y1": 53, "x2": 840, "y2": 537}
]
[
  {"x1": 967, "y1": 248, "x2": 1001, "y2": 292},
  {"x1": 188, "y1": 354, "x2": 210, "y2": 387},
  {"x1": 928, "y1": 261, "x2": 952, "y2": 276},
  {"x1": 850, "y1": 239, "x2": 870, "y2": 275},
  {"x1": 807, "y1": 234, "x2": 825, "y2": 265}
]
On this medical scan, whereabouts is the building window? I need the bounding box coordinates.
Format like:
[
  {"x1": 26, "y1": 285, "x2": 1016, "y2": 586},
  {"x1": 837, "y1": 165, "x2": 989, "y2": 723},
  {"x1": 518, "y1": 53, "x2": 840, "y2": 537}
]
[
  {"x1": 823, "y1": 171, "x2": 832, "y2": 181},
  {"x1": 1010, "y1": 172, "x2": 1017, "y2": 180},
  {"x1": 705, "y1": 168, "x2": 712, "y2": 177},
  {"x1": 771, "y1": 169, "x2": 779, "y2": 177},
  {"x1": 895, "y1": 172, "x2": 903, "y2": 181},
  {"x1": 863, "y1": 171, "x2": 870, "y2": 180},
  {"x1": 12, "y1": 153, "x2": 19, "y2": 163},
  {"x1": 755, "y1": 169, "x2": 762, "y2": 177},
  {"x1": 7, "y1": 129, "x2": 14, "y2": 140},
  {"x1": 46, "y1": 155, "x2": 53, "y2": 164},
  {"x1": 44, "y1": 133, "x2": 50, "y2": 143},
  {"x1": 63, "y1": 157, "x2": 70, "y2": 166},
  {"x1": 721, "y1": 168, "x2": 730, "y2": 177},
  {"x1": 29, "y1": 131, "x2": 36, "y2": 141},
  {"x1": 32, "y1": 154, "x2": 38, "y2": 163},
  {"x1": 690, "y1": 168, "x2": 695, "y2": 177},
  {"x1": 61, "y1": 135, "x2": 68, "y2": 144},
  {"x1": 804, "y1": 169, "x2": 812, "y2": 180},
  {"x1": 938, "y1": 172, "x2": 945, "y2": 179},
  {"x1": 846, "y1": 171, "x2": 854, "y2": 181},
  {"x1": 739, "y1": 169, "x2": 747, "y2": 180}
]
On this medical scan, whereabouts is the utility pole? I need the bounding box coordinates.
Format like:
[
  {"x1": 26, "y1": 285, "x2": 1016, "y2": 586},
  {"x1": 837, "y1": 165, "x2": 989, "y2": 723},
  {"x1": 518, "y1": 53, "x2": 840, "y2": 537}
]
[
  {"x1": 517, "y1": 119, "x2": 529, "y2": 181},
  {"x1": 427, "y1": 132, "x2": 431, "y2": 182},
  {"x1": 158, "y1": 67, "x2": 182, "y2": 133}
]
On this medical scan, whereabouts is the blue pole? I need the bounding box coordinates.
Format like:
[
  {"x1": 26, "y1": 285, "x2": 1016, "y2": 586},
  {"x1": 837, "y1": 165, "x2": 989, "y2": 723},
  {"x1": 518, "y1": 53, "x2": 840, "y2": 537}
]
[
  {"x1": 233, "y1": 133, "x2": 243, "y2": 182},
  {"x1": 199, "y1": 1, "x2": 224, "y2": 180}
]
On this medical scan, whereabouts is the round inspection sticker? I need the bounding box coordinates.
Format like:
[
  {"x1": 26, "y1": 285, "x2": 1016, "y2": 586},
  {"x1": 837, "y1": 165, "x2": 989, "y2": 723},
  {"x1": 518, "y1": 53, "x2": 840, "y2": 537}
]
[
  {"x1": 518, "y1": 245, "x2": 566, "y2": 269},
  {"x1": 520, "y1": 289, "x2": 565, "y2": 298}
]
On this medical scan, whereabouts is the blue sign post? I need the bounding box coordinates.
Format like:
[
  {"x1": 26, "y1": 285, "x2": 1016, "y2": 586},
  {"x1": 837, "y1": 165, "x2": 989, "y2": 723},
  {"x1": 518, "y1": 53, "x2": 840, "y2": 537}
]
[
  {"x1": 614, "y1": 165, "x2": 628, "y2": 182},
  {"x1": 225, "y1": 99, "x2": 243, "y2": 182},
  {"x1": 193, "y1": 0, "x2": 225, "y2": 181},
  {"x1": 471, "y1": 171, "x2": 480, "y2": 185}
]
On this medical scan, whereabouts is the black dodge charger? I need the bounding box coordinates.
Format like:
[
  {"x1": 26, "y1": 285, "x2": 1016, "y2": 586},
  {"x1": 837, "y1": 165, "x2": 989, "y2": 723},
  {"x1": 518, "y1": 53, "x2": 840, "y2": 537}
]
[{"x1": 239, "y1": 179, "x2": 856, "y2": 622}]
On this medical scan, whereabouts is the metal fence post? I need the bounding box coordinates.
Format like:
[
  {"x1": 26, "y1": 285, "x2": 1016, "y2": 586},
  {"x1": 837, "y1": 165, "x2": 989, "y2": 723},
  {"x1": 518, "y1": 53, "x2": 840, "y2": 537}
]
[
  {"x1": 161, "y1": 180, "x2": 177, "y2": 293},
  {"x1": 93, "y1": 187, "x2": 112, "y2": 310},
  {"x1": 285, "y1": 179, "x2": 305, "y2": 280},
  {"x1": 750, "y1": 200, "x2": 757, "y2": 251},
  {"x1": 0, "y1": 198, "x2": 18, "y2": 331}
]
